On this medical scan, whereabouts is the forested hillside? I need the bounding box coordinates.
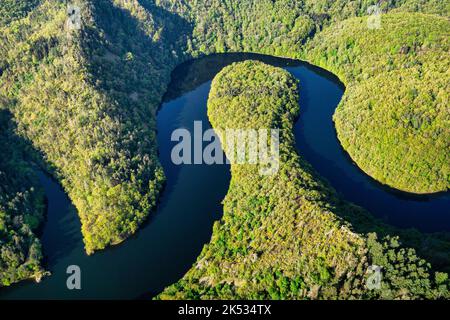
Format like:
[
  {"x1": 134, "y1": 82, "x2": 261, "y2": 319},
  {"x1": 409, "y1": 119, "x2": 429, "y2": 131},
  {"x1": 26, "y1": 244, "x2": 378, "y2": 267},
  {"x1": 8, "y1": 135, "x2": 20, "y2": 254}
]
[
  {"x1": 163, "y1": 0, "x2": 449, "y2": 57},
  {"x1": 0, "y1": 110, "x2": 46, "y2": 287},
  {"x1": 303, "y1": 13, "x2": 449, "y2": 193},
  {"x1": 0, "y1": 0, "x2": 42, "y2": 27},
  {"x1": 0, "y1": 0, "x2": 448, "y2": 294},
  {"x1": 0, "y1": 0, "x2": 179, "y2": 254},
  {"x1": 158, "y1": 61, "x2": 449, "y2": 299},
  {"x1": 164, "y1": 0, "x2": 449, "y2": 192}
]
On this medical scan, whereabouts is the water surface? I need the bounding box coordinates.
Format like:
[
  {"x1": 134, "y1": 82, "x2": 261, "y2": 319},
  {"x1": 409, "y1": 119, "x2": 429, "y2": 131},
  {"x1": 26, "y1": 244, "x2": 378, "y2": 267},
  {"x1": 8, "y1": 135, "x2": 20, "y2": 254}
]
[{"x1": 1, "y1": 53, "x2": 447, "y2": 299}]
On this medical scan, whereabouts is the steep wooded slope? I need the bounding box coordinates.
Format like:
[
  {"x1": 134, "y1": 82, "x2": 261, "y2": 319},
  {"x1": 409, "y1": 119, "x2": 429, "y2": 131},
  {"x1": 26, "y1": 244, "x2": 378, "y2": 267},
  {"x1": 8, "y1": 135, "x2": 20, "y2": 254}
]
[
  {"x1": 0, "y1": 0, "x2": 448, "y2": 290},
  {"x1": 303, "y1": 13, "x2": 449, "y2": 193},
  {"x1": 0, "y1": 0, "x2": 184, "y2": 254},
  {"x1": 158, "y1": 61, "x2": 449, "y2": 299},
  {"x1": 0, "y1": 110, "x2": 46, "y2": 286}
]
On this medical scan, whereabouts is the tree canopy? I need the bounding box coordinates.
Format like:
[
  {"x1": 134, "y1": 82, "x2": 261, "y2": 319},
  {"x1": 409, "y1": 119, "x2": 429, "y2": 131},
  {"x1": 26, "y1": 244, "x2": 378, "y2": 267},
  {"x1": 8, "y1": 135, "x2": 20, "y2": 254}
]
[{"x1": 158, "y1": 61, "x2": 449, "y2": 299}]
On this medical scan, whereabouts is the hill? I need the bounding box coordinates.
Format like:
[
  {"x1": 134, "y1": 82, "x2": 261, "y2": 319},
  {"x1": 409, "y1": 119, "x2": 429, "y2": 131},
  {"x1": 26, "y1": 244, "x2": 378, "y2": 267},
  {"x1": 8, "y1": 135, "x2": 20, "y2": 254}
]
[
  {"x1": 158, "y1": 61, "x2": 449, "y2": 299},
  {"x1": 0, "y1": 0, "x2": 448, "y2": 292}
]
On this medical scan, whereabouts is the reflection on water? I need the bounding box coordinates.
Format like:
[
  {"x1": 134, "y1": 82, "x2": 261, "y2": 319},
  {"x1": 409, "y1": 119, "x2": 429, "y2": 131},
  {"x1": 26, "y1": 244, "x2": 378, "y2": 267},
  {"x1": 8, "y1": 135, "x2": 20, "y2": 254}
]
[{"x1": 1, "y1": 53, "x2": 447, "y2": 300}]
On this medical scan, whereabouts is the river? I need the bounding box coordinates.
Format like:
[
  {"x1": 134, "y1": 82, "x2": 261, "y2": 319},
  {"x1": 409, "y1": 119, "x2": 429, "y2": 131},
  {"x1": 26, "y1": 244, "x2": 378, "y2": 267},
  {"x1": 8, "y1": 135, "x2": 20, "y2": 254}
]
[{"x1": 1, "y1": 53, "x2": 448, "y2": 299}]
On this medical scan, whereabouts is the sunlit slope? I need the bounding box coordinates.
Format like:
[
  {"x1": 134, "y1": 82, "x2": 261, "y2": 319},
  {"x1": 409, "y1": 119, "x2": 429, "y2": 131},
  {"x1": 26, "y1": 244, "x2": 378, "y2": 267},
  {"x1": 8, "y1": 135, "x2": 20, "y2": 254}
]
[
  {"x1": 0, "y1": 110, "x2": 46, "y2": 286},
  {"x1": 158, "y1": 61, "x2": 449, "y2": 300},
  {"x1": 0, "y1": 0, "x2": 42, "y2": 27},
  {"x1": 168, "y1": 1, "x2": 449, "y2": 193},
  {"x1": 1, "y1": 0, "x2": 447, "y2": 258},
  {"x1": 0, "y1": 0, "x2": 184, "y2": 253},
  {"x1": 165, "y1": 0, "x2": 449, "y2": 57},
  {"x1": 303, "y1": 13, "x2": 449, "y2": 193}
]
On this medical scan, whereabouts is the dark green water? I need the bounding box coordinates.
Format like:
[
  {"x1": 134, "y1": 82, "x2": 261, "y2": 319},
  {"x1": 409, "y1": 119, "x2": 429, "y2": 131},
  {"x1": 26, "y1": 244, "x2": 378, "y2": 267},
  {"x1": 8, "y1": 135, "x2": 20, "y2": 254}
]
[{"x1": 1, "y1": 53, "x2": 448, "y2": 299}]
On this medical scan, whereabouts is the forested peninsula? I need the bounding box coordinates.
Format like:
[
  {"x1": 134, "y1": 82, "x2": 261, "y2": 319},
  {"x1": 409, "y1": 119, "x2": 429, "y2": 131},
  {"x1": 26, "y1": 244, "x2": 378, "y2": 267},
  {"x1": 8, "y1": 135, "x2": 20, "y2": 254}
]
[
  {"x1": 0, "y1": 110, "x2": 46, "y2": 286},
  {"x1": 0, "y1": 0, "x2": 448, "y2": 297},
  {"x1": 158, "y1": 61, "x2": 449, "y2": 299}
]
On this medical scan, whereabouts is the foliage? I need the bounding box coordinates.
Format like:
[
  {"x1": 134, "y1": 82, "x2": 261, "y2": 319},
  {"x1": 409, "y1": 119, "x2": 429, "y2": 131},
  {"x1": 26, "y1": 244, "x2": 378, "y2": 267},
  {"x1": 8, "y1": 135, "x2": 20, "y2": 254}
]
[
  {"x1": 0, "y1": 0, "x2": 448, "y2": 292},
  {"x1": 0, "y1": 110, "x2": 46, "y2": 287},
  {"x1": 158, "y1": 61, "x2": 449, "y2": 299},
  {"x1": 0, "y1": 0, "x2": 172, "y2": 253},
  {"x1": 0, "y1": 0, "x2": 42, "y2": 27},
  {"x1": 162, "y1": 0, "x2": 449, "y2": 57},
  {"x1": 156, "y1": 0, "x2": 449, "y2": 193},
  {"x1": 302, "y1": 13, "x2": 449, "y2": 193}
]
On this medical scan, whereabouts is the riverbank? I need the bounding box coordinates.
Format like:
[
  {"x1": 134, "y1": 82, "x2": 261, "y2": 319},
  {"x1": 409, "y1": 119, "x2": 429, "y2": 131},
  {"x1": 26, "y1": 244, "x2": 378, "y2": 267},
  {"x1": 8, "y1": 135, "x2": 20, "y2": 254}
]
[{"x1": 158, "y1": 60, "x2": 449, "y2": 299}]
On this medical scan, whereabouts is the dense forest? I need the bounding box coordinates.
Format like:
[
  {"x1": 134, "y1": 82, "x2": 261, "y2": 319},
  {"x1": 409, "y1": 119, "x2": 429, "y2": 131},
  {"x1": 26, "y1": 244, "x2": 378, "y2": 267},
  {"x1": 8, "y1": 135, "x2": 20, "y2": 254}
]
[
  {"x1": 165, "y1": 0, "x2": 449, "y2": 57},
  {"x1": 0, "y1": 0, "x2": 448, "y2": 297},
  {"x1": 0, "y1": 0, "x2": 172, "y2": 254},
  {"x1": 303, "y1": 13, "x2": 449, "y2": 193},
  {"x1": 0, "y1": 0, "x2": 41, "y2": 27},
  {"x1": 158, "y1": 61, "x2": 449, "y2": 299},
  {"x1": 0, "y1": 110, "x2": 46, "y2": 287},
  {"x1": 171, "y1": 0, "x2": 449, "y2": 193}
]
